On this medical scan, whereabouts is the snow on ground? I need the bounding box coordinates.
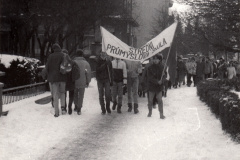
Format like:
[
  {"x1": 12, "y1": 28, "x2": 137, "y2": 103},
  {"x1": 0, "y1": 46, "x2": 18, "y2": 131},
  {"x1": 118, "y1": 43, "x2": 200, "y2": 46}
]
[{"x1": 0, "y1": 79, "x2": 240, "y2": 160}]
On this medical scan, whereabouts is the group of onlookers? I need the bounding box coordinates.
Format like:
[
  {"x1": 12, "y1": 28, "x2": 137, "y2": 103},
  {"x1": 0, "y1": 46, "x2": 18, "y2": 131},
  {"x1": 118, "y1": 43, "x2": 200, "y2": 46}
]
[{"x1": 174, "y1": 55, "x2": 240, "y2": 88}]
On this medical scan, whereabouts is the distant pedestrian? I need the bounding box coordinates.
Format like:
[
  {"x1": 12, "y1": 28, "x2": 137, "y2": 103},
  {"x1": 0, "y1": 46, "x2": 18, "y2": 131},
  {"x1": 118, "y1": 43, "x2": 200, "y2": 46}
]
[
  {"x1": 45, "y1": 43, "x2": 67, "y2": 117},
  {"x1": 195, "y1": 56, "x2": 205, "y2": 85},
  {"x1": 204, "y1": 57, "x2": 213, "y2": 79},
  {"x1": 96, "y1": 51, "x2": 113, "y2": 115},
  {"x1": 147, "y1": 54, "x2": 165, "y2": 119},
  {"x1": 186, "y1": 57, "x2": 196, "y2": 87},
  {"x1": 235, "y1": 62, "x2": 240, "y2": 79},
  {"x1": 124, "y1": 60, "x2": 142, "y2": 114},
  {"x1": 111, "y1": 58, "x2": 127, "y2": 113},
  {"x1": 226, "y1": 61, "x2": 236, "y2": 80},
  {"x1": 217, "y1": 58, "x2": 227, "y2": 79},
  {"x1": 73, "y1": 49, "x2": 92, "y2": 115},
  {"x1": 176, "y1": 56, "x2": 187, "y2": 87}
]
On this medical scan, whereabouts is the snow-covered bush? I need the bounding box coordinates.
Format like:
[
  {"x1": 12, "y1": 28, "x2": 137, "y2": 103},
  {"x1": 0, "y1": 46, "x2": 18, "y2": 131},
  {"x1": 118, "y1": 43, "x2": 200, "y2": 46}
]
[
  {"x1": 197, "y1": 79, "x2": 240, "y2": 143},
  {"x1": 4, "y1": 58, "x2": 40, "y2": 88}
]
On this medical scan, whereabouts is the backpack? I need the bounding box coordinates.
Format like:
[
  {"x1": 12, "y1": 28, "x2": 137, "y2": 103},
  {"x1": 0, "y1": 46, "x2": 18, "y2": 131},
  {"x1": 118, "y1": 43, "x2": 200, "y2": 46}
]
[{"x1": 60, "y1": 54, "x2": 72, "y2": 74}]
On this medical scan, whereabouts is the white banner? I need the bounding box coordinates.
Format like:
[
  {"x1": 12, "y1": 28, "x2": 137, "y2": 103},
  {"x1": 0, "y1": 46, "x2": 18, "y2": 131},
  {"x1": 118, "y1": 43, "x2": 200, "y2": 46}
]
[{"x1": 101, "y1": 22, "x2": 178, "y2": 61}]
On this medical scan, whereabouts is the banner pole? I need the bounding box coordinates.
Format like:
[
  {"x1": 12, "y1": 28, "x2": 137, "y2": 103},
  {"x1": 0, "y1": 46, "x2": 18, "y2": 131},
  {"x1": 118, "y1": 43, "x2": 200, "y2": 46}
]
[{"x1": 160, "y1": 21, "x2": 178, "y2": 83}]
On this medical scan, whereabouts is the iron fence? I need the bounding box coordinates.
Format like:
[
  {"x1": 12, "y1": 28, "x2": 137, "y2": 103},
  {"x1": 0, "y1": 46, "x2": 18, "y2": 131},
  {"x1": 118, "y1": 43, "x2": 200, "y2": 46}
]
[{"x1": 2, "y1": 82, "x2": 48, "y2": 105}]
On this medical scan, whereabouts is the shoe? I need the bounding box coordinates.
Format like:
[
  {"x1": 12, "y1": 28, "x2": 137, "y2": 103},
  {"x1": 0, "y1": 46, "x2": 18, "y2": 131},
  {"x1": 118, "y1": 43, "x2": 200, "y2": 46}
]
[
  {"x1": 128, "y1": 103, "x2": 132, "y2": 112},
  {"x1": 61, "y1": 107, "x2": 67, "y2": 115},
  {"x1": 134, "y1": 103, "x2": 139, "y2": 114},
  {"x1": 160, "y1": 115, "x2": 165, "y2": 119},
  {"x1": 68, "y1": 108, "x2": 72, "y2": 115},
  {"x1": 77, "y1": 112, "x2": 81, "y2": 115},
  {"x1": 117, "y1": 105, "x2": 122, "y2": 114},
  {"x1": 54, "y1": 114, "x2": 59, "y2": 117},
  {"x1": 101, "y1": 112, "x2": 106, "y2": 115},
  {"x1": 152, "y1": 105, "x2": 156, "y2": 109},
  {"x1": 74, "y1": 107, "x2": 77, "y2": 112},
  {"x1": 147, "y1": 111, "x2": 152, "y2": 117},
  {"x1": 112, "y1": 102, "x2": 117, "y2": 110}
]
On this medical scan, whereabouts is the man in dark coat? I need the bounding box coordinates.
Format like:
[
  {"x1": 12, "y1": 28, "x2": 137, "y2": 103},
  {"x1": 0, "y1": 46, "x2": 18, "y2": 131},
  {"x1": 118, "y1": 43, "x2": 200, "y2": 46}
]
[
  {"x1": 195, "y1": 56, "x2": 205, "y2": 85},
  {"x1": 147, "y1": 54, "x2": 165, "y2": 119},
  {"x1": 96, "y1": 51, "x2": 113, "y2": 114},
  {"x1": 46, "y1": 43, "x2": 67, "y2": 117}
]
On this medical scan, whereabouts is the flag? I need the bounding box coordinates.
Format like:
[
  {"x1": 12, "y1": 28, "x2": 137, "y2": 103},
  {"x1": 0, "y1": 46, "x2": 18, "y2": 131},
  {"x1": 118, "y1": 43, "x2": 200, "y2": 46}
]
[{"x1": 101, "y1": 22, "x2": 178, "y2": 62}]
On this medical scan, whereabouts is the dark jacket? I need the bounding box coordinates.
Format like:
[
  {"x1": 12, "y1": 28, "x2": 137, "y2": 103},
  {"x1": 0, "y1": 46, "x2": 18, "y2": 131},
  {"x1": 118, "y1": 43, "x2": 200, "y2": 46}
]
[
  {"x1": 147, "y1": 63, "x2": 165, "y2": 92},
  {"x1": 95, "y1": 57, "x2": 113, "y2": 83},
  {"x1": 46, "y1": 47, "x2": 67, "y2": 83},
  {"x1": 196, "y1": 61, "x2": 205, "y2": 77}
]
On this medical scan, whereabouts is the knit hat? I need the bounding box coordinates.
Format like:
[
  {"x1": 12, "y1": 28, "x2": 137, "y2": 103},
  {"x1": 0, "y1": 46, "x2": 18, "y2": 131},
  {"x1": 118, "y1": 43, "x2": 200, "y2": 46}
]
[
  {"x1": 75, "y1": 49, "x2": 84, "y2": 57},
  {"x1": 52, "y1": 43, "x2": 61, "y2": 52}
]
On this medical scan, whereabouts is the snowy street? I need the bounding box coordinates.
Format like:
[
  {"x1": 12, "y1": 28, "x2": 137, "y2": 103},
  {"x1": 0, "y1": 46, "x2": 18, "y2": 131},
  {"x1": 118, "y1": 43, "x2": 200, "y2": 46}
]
[{"x1": 0, "y1": 79, "x2": 240, "y2": 160}]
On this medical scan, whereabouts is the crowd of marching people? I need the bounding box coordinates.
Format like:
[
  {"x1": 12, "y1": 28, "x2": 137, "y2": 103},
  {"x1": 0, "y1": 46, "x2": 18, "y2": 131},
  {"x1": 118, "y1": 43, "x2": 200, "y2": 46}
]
[{"x1": 44, "y1": 43, "x2": 240, "y2": 119}]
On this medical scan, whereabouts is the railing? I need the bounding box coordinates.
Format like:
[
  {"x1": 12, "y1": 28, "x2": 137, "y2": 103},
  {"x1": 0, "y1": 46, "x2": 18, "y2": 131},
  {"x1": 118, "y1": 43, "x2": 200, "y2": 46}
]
[{"x1": 2, "y1": 82, "x2": 48, "y2": 105}]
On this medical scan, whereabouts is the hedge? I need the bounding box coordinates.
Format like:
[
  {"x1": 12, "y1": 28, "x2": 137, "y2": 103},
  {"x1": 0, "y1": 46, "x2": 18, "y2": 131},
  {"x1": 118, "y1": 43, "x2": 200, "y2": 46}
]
[{"x1": 197, "y1": 78, "x2": 240, "y2": 142}]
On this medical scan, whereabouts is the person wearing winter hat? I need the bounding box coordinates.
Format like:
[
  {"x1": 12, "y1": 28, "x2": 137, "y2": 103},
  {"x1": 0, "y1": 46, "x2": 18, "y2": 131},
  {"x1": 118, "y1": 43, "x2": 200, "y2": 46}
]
[
  {"x1": 147, "y1": 54, "x2": 166, "y2": 119},
  {"x1": 46, "y1": 43, "x2": 67, "y2": 117}
]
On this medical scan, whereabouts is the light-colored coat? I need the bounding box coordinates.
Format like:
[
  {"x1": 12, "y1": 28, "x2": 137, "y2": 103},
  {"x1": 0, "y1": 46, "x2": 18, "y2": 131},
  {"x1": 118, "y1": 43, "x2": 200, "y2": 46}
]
[{"x1": 73, "y1": 57, "x2": 91, "y2": 88}]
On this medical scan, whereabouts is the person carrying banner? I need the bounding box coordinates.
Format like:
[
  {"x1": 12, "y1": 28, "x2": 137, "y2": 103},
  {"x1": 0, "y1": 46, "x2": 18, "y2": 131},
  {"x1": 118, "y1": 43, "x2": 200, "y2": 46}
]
[
  {"x1": 73, "y1": 49, "x2": 92, "y2": 115},
  {"x1": 111, "y1": 58, "x2": 127, "y2": 113},
  {"x1": 124, "y1": 60, "x2": 142, "y2": 114},
  {"x1": 96, "y1": 51, "x2": 113, "y2": 115},
  {"x1": 147, "y1": 54, "x2": 165, "y2": 119}
]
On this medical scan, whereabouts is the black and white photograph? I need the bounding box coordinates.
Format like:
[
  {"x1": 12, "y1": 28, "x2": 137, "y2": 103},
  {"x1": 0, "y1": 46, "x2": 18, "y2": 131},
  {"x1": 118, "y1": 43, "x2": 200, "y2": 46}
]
[{"x1": 0, "y1": 0, "x2": 240, "y2": 159}]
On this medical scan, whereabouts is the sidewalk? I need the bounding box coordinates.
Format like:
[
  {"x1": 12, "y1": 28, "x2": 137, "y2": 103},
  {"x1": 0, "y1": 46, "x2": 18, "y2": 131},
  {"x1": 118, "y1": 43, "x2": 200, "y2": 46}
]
[{"x1": 1, "y1": 79, "x2": 240, "y2": 160}]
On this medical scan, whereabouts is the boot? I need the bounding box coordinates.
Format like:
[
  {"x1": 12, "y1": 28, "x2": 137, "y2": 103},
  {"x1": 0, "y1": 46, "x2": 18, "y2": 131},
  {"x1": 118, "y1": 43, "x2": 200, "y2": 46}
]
[
  {"x1": 117, "y1": 104, "x2": 122, "y2": 114},
  {"x1": 77, "y1": 107, "x2": 81, "y2": 115},
  {"x1": 160, "y1": 113, "x2": 165, "y2": 119},
  {"x1": 112, "y1": 102, "x2": 117, "y2": 110},
  {"x1": 128, "y1": 103, "x2": 132, "y2": 112},
  {"x1": 106, "y1": 102, "x2": 111, "y2": 114},
  {"x1": 61, "y1": 106, "x2": 67, "y2": 115},
  {"x1": 147, "y1": 107, "x2": 152, "y2": 117},
  {"x1": 68, "y1": 104, "x2": 72, "y2": 115},
  {"x1": 101, "y1": 105, "x2": 106, "y2": 115},
  {"x1": 134, "y1": 103, "x2": 139, "y2": 114}
]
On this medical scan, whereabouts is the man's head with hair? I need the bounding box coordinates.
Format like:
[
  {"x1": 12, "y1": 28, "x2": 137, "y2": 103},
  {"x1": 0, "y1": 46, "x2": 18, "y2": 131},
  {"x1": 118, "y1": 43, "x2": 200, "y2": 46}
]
[{"x1": 75, "y1": 49, "x2": 84, "y2": 57}]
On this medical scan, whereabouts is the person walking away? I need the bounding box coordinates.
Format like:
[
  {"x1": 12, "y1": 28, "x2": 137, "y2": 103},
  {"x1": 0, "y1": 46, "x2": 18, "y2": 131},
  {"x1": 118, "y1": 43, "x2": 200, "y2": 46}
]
[
  {"x1": 204, "y1": 57, "x2": 213, "y2": 79},
  {"x1": 226, "y1": 61, "x2": 236, "y2": 80},
  {"x1": 176, "y1": 56, "x2": 187, "y2": 87},
  {"x1": 235, "y1": 62, "x2": 240, "y2": 80},
  {"x1": 46, "y1": 43, "x2": 67, "y2": 117},
  {"x1": 195, "y1": 56, "x2": 205, "y2": 85},
  {"x1": 73, "y1": 49, "x2": 92, "y2": 115},
  {"x1": 111, "y1": 58, "x2": 127, "y2": 113},
  {"x1": 62, "y1": 49, "x2": 80, "y2": 115},
  {"x1": 186, "y1": 57, "x2": 197, "y2": 87},
  {"x1": 124, "y1": 60, "x2": 142, "y2": 114},
  {"x1": 217, "y1": 58, "x2": 227, "y2": 80},
  {"x1": 95, "y1": 51, "x2": 113, "y2": 115},
  {"x1": 147, "y1": 54, "x2": 165, "y2": 119}
]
